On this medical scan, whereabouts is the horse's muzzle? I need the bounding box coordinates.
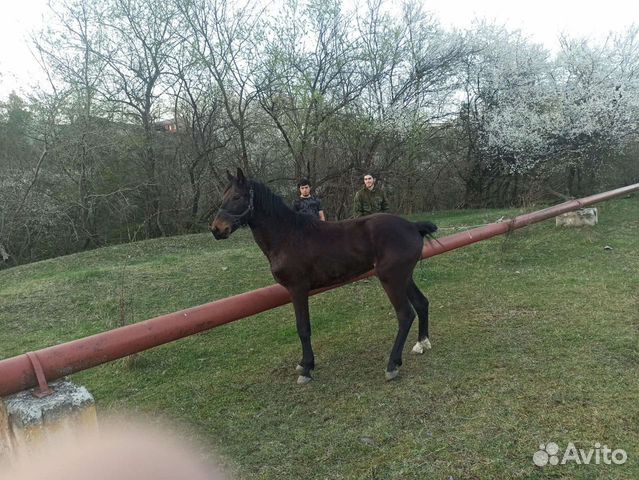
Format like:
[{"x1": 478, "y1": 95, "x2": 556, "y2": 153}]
[
  {"x1": 210, "y1": 226, "x2": 230, "y2": 240},
  {"x1": 210, "y1": 218, "x2": 231, "y2": 239}
]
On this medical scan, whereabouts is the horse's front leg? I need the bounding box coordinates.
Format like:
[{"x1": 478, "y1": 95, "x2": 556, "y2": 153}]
[{"x1": 289, "y1": 288, "x2": 315, "y2": 384}]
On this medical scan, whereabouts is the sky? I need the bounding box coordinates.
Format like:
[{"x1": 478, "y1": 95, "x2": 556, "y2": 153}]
[
  {"x1": 426, "y1": 0, "x2": 638, "y2": 47},
  {"x1": 0, "y1": 0, "x2": 638, "y2": 97},
  {"x1": 0, "y1": 0, "x2": 50, "y2": 97}
]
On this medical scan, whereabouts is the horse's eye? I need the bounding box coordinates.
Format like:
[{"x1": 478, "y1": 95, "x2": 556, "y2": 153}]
[{"x1": 232, "y1": 194, "x2": 242, "y2": 201}]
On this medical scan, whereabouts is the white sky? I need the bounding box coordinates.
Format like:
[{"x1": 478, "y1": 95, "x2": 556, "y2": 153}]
[
  {"x1": 0, "y1": 0, "x2": 49, "y2": 97},
  {"x1": 0, "y1": 0, "x2": 638, "y2": 97},
  {"x1": 427, "y1": 0, "x2": 638, "y2": 47}
]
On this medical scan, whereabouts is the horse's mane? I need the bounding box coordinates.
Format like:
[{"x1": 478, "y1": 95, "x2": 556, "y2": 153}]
[{"x1": 249, "y1": 179, "x2": 319, "y2": 228}]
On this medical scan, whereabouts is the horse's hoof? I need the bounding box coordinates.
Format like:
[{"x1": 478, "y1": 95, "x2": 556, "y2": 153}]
[
  {"x1": 411, "y1": 338, "x2": 432, "y2": 354},
  {"x1": 297, "y1": 375, "x2": 313, "y2": 385},
  {"x1": 296, "y1": 364, "x2": 314, "y2": 374},
  {"x1": 385, "y1": 369, "x2": 400, "y2": 381}
]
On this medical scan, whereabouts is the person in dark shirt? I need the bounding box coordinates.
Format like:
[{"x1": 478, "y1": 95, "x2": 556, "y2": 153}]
[{"x1": 292, "y1": 179, "x2": 326, "y2": 220}]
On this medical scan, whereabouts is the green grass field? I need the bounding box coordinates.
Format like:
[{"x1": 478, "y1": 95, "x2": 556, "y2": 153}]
[{"x1": 1, "y1": 195, "x2": 638, "y2": 479}]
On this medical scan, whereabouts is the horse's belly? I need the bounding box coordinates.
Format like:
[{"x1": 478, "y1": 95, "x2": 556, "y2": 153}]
[
  {"x1": 270, "y1": 251, "x2": 372, "y2": 290},
  {"x1": 310, "y1": 258, "x2": 372, "y2": 288}
]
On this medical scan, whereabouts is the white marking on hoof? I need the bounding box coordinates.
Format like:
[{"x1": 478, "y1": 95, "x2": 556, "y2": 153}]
[
  {"x1": 297, "y1": 375, "x2": 313, "y2": 384},
  {"x1": 411, "y1": 338, "x2": 432, "y2": 354},
  {"x1": 295, "y1": 364, "x2": 305, "y2": 374},
  {"x1": 385, "y1": 369, "x2": 400, "y2": 381}
]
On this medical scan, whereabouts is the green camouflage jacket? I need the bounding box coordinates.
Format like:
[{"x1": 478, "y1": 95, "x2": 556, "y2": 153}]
[{"x1": 353, "y1": 186, "x2": 389, "y2": 217}]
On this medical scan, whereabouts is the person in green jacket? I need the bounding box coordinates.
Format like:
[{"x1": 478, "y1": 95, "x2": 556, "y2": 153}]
[{"x1": 353, "y1": 173, "x2": 389, "y2": 217}]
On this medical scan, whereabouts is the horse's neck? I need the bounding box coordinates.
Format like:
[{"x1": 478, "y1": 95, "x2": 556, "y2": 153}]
[
  {"x1": 249, "y1": 223, "x2": 277, "y2": 259},
  {"x1": 248, "y1": 204, "x2": 296, "y2": 260}
]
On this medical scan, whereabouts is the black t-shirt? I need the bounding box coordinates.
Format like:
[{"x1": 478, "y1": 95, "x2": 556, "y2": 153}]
[{"x1": 293, "y1": 196, "x2": 323, "y2": 218}]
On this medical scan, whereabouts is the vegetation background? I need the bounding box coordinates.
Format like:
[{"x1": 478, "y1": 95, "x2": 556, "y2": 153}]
[{"x1": 1, "y1": 0, "x2": 638, "y2": 268}]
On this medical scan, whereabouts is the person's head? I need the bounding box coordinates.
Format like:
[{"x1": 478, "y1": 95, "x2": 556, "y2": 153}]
[
  {"x1": 363, "y1": 174, "x2": 375, "y2": 190},
  {"x1": 298, "y1": 179, "x2": 311, "y2": 197}
]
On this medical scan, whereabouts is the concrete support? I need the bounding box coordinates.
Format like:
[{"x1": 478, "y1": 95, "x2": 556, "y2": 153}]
[
  {"x1": 556, "y1": 207, "x2": 598, "y2": 227},
  {"x1": 0, "y1": 380, "x2": 97, "y2": 465}
]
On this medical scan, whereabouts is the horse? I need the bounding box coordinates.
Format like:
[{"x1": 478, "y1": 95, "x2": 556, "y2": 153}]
[{"x1": 211, "y1": 168, "x2": 437, "y2": 383}]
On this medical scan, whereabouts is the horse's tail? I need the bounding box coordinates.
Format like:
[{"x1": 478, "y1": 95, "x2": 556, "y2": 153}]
[{"x1": 415, "y1": 221, "x2": 438, "y2": 240}]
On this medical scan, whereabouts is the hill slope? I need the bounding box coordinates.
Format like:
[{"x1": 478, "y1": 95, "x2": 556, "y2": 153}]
[{"x1": 1, "y1": 196, "x2": 638, "y2": 479}]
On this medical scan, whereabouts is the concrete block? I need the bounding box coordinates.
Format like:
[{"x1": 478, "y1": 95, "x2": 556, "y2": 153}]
[
  {"x1": 0, "y1": 380, "x2": 97, "y2": 465},
  {"x1": 556, "y1": 208, "x2": 598, "y2": 227}
]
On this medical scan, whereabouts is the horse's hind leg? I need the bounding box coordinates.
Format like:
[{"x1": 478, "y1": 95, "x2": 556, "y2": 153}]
[
  {"x1": 378, "y1": 274, "x2": 415, "y2": 381},
  {"x1": 407, "y1": 279, "x2": 432, "y2": 354}
]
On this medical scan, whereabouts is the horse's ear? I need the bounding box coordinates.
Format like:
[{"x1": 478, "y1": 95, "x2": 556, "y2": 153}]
[
  {"x1": 236, "y1": 167, "x2": 246, "y2": 184},
  {"x1": 226, "y1": 169, "x2": 234, "y2": 182}
]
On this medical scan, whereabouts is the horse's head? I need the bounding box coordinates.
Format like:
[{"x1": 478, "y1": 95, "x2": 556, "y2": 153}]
[{"x1": 210, "y1": 167, "x2": 254, "y2": 239}]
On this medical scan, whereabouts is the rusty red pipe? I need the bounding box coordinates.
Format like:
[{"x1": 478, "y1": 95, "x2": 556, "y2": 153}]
[
  {"x1": 1, "y1": 183, "x2": 637, "y2": 397},
  {"x1": 421, "y1": 183, "x2": 639, "y2": 258}
]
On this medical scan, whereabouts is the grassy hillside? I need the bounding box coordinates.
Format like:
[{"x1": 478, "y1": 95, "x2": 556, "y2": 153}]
[{"x1": 1, "y1": 196, "x2": 638, "y2": 479}]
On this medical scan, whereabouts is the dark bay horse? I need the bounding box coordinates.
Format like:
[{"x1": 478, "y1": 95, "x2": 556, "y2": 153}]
[{"x1": 211, "y1": 168, "x2": 437, "y2": 383}]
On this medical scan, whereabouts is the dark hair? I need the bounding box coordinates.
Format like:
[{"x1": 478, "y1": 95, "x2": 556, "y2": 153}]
[{"x1": 297, "y1": 179, "x2": 310, "y2": 188}]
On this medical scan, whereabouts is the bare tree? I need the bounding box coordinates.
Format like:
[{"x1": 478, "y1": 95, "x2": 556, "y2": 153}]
[
  {"x1": 350, "y1": 0, "x2": 467, "y2": 211},
  {"x1": 171, "y1": 52, "x2": 231, "y2": 229},
  {"x1": 32, "y1": 0, "x2": 114, "y2": 247},
  {"x1": 94, "y1": 0, "x2": 181, "y2": 237},
  {"x1": 178, "y1": 0, "x2": 264, "y2": 175},
  {"x1": 257, "y1": 0, "x2": 366, "y2": 183}
]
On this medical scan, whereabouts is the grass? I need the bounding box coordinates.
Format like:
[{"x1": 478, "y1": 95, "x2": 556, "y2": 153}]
[{"x1": 1, "y1": 195, "x2": 638, "y2": 479}]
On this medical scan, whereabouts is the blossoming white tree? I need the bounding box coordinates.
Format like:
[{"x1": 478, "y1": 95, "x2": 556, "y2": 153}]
[{"x1": 461, "y1": 24, "x2": 639, "y2": 202}]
